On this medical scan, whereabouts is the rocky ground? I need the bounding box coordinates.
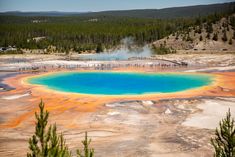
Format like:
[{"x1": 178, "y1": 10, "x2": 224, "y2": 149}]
[
  {"x1": 0, "y1": 52, "x2": 235, "y2": 157},
  {"x1": 0, "y1": 94, "x2": 235, "y2": 157},
  {"x1": 153, "y1": 14, "x2": 235, "y2": 52}
]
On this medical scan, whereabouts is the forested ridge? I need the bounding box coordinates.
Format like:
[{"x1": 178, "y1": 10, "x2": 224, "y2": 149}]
[
  {"x1": 1, "y1": 2, "x2": 234, "y2": 18},
  {"x1": 0, "y1": 17, "x2": 193, "y2": 52},
  {"x1": 0, "y1": 2, "x2": 234, "y2": 53},
  {"x1": 78, "y1": 2, "x2": 235, "y2": 19}
]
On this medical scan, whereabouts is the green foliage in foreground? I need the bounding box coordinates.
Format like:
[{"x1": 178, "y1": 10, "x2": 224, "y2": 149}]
[
  {"x1": 27, "y1": 100, "x2": 94, "y2": 157},
  {"x1": 27, "y1": 100, "x2": 235, "y2": 157},
  {"x1": 77, "y1": 132, "x2": 94, "y2": 157},
  {"x1": 211, "y1": 109, "x2": 235, "y2": 157}
]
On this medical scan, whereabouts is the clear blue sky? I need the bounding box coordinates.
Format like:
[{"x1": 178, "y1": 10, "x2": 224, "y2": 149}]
[{"x1": 0, "y1": 0, "x2": 234, "y2": 12}]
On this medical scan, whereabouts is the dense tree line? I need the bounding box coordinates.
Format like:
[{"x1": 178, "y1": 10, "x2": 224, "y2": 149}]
[
  {"x1": 1, "y1": 2, "x2": 234, "y2": 19},
  {"x1": 0, "y1": 7, "x2": 234, "y2": 53},
  {"x1": 0, "y1": 16, "x2": 200, "y2": 53}
]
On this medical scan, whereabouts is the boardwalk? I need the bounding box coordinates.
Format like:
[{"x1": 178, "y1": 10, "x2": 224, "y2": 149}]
[{"x1": 0, "y1": 59, "x2": 187, "y2": 72}]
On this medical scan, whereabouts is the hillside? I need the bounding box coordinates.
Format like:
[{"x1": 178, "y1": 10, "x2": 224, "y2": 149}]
[
  {"x1": 153, "y1": 14, "x2": 235, "y2": 52},
  {"x1": 1, "y1": 2, "x2": 235, "y2": 19},
  {"x1": 0, "y1": 11, "x2": 87, "y2": 17},
  {"x1": 1, "y1": 2, "x2": 235, "y2": 54},
  {"x1": 80, "y1": 2, "x2": 235, "y2": 19}
]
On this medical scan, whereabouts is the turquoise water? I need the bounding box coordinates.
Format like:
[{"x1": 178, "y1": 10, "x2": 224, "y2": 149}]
[{"x1": 28, "y1": 72, "x2": 213, "y2": 95}]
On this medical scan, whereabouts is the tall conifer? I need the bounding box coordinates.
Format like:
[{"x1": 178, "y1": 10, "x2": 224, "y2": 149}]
[
  {"x1": 27, "y1": 100, "x2": 71, "y2": 157},
  {"x1": 77, "y1": 132, "x2": 94, "y2": 157},
  {"x1": 211, "y1": 109, "x2": 235, "y2": 157}
]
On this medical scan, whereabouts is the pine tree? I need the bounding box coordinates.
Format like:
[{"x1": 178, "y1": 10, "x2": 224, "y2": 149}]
[
  {"x1": 96, "y1": 43, "x2": 103, "y2": 53},
  {"x1": 77, "y1": 132, "x2": 94, "y2": 157},
  {"x1": 27, "y1": 100, "x2": 71, "y2": 157},
  {"x1": 206, "y1": 23, "x2": 213, "y2": 34},
  {"x1": 211, "y1": 109, "x2": 235, "y2": 157},
  {"x1": 222, "y1": 31, "x2": 228, "y2": 42},
  {"x1": 206, "y1": 32, "x2": 210, "y2": 39},
  {"x1": 186, "y1": 35, "x2": 192, "y2": 42},
  {"x1": 198, "y1": 26, "x2": 202, "y2": 34},
  {"x1": 213, "y1": 33, "x2": 218, "y2": 41},
  {"x1": 47, "y1": 125, "x2": 71, "y2": 157},
  {"x1": 199, "y1": 35, "x2": 203, "y2": 41},
  {"x1": 229, "y1": 39, "x2": 233, "y2": 45}
]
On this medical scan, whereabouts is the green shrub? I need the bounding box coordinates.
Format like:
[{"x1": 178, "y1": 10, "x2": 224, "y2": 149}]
[
  {"x1": 27, "y1": 100, "x2": 95, "y2": 157},
  {"x1": 211, "y1": 109, "x2": 235, "y2": 157}
]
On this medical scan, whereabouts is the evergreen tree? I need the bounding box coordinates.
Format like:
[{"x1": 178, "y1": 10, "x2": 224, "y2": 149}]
[
  {"x1": 77, "y1": 132, "x2": 94, "y2": 157},
  {"x1": 186, "y1": 35, "x2": 192, "y2": 42},
  {"x1": 96, "y1": 43, "x2": 103, "y2": 53},
  {"x1": 47, "y1": 125, "x2": 71, "y2": 157},
  {"x1": 27, "y1": 100, "x2": 71, "y2": 157},
  {"x1": 229, "y1": 38, "x2": 233, "y2": 45},
  {"x1": 199, "y1": 35, "x2": 203, "y2": 41},
  {"x1": 206, "y1": 23, "x2": 213, "y2": 34},
  {"x1": 213, "y1": 33, "x2": 218, "y2": 41},
  {"x1": 222, "y1": 31, "x2": 228, "y2": 42},
  {"x1": 206, "y1": 32, "x2": 211, "y2": 39},
  {"x1": 175, "y1": 34, "x2": 179, "y2": 40},
  {"x1": 198, "y1": 26, "x2": 202, "y2": 34},
  {"x1": 211, "y1": 109, "x2": 235, "y2": 157}
]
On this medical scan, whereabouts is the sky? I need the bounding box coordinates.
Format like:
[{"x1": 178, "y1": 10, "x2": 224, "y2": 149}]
[{"x1": 0, "y1": 0, "x2": 234, "y2": 12}]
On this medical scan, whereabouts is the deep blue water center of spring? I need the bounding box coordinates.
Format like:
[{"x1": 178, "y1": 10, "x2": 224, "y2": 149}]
[{"x1": 28, "y1": 72, "x2": 213, "y2": 95}]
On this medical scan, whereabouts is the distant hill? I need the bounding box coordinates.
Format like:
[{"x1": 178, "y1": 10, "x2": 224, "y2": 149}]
[
  {"x1": 0, "y1": 11, "x2": 89, "y2": 17},
  {"x1": 80, "y1": 2, "x2": 235, "y2": 19},
  {"x1": 1, "y1": 2, "x2": 234, "y2": 18}
]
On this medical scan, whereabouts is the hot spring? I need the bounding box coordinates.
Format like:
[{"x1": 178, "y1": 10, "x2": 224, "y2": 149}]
[{"x1": 28, "y1": 72, "x2": 213, "y2": 95}]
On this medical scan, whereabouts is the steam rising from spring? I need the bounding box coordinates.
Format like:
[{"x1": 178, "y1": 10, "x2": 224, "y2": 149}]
[{"x1": 79, "y1": 37, "x2": 153, "y2": 61}]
